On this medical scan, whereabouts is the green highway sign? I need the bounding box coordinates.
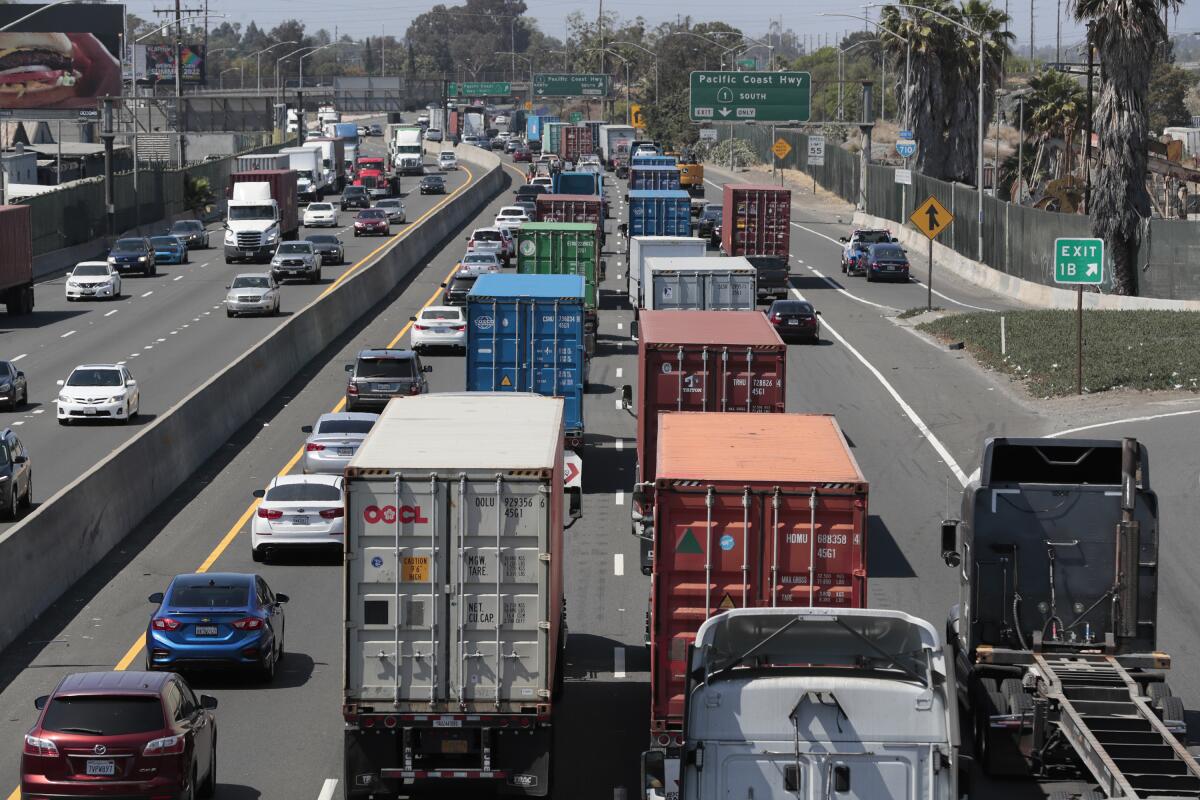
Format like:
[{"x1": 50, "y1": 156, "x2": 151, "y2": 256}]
[
  {"x1": 533, "y1": 73, "x2": 609, "y2": 97},
  {"x1": 1054, "y1": 237, "x2": 1104, "y2": 284},
  {"x1": 569, "y1": 111, "x2": 583, "y2": 123},
  {"x1": 689, "y1": 71, "x2": 811, "y2": 122},
  {"x1": 448, "y1": 81, "x2": 511, "y2": 97},
  {"x1": 736, "y1": 58, "x2": 756, "y2": 69}
]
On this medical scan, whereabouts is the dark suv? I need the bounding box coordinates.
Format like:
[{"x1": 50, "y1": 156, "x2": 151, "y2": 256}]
[
  {"x1": 21, "y1": 671, "x2": 218, "y2": 800},
  {"x1": 107, "y1": 237, "x2": 156, "y2": 276},
  {"x1": 0, "y1": 427, "x2": 30, "y2": 520},
  {"x1": 340, "y1": 185, "x2": 371, "y2": 210},
  {"x1": 345, "y1": 349, "x2": 431, "y2": 411}
]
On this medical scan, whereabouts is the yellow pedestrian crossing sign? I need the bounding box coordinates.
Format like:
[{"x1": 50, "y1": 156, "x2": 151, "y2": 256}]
[
  {"x1": 771, "y1": 138, "x2": 792, "y2": 160},
  {"x1": 500, "y1": 374, "x2": 512, "y2": 387},
  {"x1": 910, "y1": 195, "x2": 953, "y2": 240}
]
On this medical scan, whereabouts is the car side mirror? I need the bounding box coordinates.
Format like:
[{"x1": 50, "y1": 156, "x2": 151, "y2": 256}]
[
  {"x1": 16, "y1": 371, "x2": 22, "y2": 378},
  {"x1": 642, "y1": 749, "x2": 666, "y2": 793},
  {"x1": 252, "y1": 489, "x2": 266, "y2": 499},
  {"x1": 56, "y1": 379, "x2": 64, "y2": 387},
  {"x1": 34, "y1": 695, "x2": 48, "y2": 711},
  {"x1": 148, "y1": 592, "x2": 164, "y2": 604},
  {"x1": 816, "y1": 310, "x2": 822, "y2": 315},
  {"x1": 126, "y1": 380, "x2": 136, "y2": 387},
  {"x1": 891, "y1": 237, "x2": 900, "y2": 243},
  {"x1": 13, "y1": 455, "x2": 26, "y2": 464},
  {"x1": 344, "y1": 364, "x2": 354, "y2": 372},
  {"x1": 275, "y1": 593, "x2": 290, "y2": 604},
  {"x1": 941, "y1": 519, "x2": 961, "y2": 568},
  {"x1": 199, "y1": 694, "x2": 218, "y2": 710},
  {"x1": 301, "y1": 425, "x2": 313, "y2": 433},
  {"x1": 618, "y1": 223, "x2": 628, "y2": 236},
  {"x1": 838, "y1": 236, "x2": 848, "y2": 242},
  {"x1": 620, "y1": 384, "x2": 633, "y2": 413},
  {"x1": 225, "y1": 285, "x2": 231, "y2": 290},
  {"x1": 409, "y1": 315, "x2": 417, "y2": 322},
  {"x1": 422, "y1": 364, "x2": 433, "y2": 373}
]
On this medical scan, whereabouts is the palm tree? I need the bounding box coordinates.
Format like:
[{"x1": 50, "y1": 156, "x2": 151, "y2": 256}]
[
  {"x1": 1026, "y1": 69, "x2": 1087, "y2": 177},
  {"x1": 1070, "y1": 0, "x2": 1179, "y2": 295},
  {"x1": 880, "y1": 0, "x2": 1012, "y2": 184}
]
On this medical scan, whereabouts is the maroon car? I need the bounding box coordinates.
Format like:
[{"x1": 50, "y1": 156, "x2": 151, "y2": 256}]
[
  {"x1": 22, "y1": 670, "x2": 218, "y2": 799},
  {"x1": 353, "y1": 209, "x2": 390, "y2": 237},
  {"x1": 512, "y1": 147, "x2": 532, "y2": 162}
]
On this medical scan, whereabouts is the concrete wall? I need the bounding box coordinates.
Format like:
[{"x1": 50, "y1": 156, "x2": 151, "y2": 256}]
[{"x1": 0, "y1": 144, "x2": 505, "y2": 653}]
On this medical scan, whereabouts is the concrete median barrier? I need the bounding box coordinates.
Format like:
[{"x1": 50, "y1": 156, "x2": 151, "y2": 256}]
[{"x1": 0, "y1": 145, "x2": 505, "y2": 653}]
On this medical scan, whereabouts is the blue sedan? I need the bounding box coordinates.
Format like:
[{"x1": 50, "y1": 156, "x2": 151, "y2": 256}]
[
  {"x1": 149, "y1": 234, "x2": 188, "y2": 265},
  {"x1": 145, "y1": 572, "x2": 288, "y2": 680}
]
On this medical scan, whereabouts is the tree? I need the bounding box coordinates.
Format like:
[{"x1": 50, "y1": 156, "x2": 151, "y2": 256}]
[
  {"x1": 1026, "y1": 69, "x2": 1087, "y2": 176},
  {"x1": 1148, "y1": 63, "x2": 1194, "y2": 133},
  {"x1": 1071, "y1": 0, "x2": 1181, "y2": 294}
]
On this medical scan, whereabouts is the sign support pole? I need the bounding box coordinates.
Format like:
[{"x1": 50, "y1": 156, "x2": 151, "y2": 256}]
[
  {"x1": 1077, "y1": 285, "x2": 1083, "y2": 395},
  {"x1": 927, "y1": 235, "x2": 933, "y2": 311}
]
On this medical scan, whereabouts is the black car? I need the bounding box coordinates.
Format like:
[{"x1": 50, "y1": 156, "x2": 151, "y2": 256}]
[
  {"x1": 420, "y1": 175, "x2": 446, "y2": 195},
  {"x1": 168, "y1": 219, "x2": 210, "y2": 249},
  {"x1": 696, "y1": 204, "x2": 723, "y2": 247},
  {"x1": 369, "y1": 123, "x2": 383, "y2": 136},
  {"x1": 107, "y1": 237, "x2": 157, "y2": 276},
  {"x1": 0, "y1": 360, "x2": 27, "y2": 412},
  {"x1": 345, "y1": 348, "x2": 431, "y2": 411},
  {"x1": 514, "y1": 184, "x2": 548, "y2": 203},
  {"x1": 341, "y1": 185, "x2": 371, "y2": 210},
  {"x1": 306, "y1": 234, "x2": 344, "y2": 265},
  {"x1": 766, "y1": 299, "x2": 821, "y2": 343},
  {"x1": 0, "y1": 427, "x2": 30, "y2": 520},
  {"x1": 490, "y1": 137, "x2": 505, "y2": 150},
  {"x1": 441, "y1": 271, "x2": 477, "y2": 305},
  {"x1": 864, "y1": 243, "x2": 911, "y2": 283}
]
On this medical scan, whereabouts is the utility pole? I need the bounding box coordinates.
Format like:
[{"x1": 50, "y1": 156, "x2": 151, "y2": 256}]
[
  {"x1": 1055, "y1": 0, "x2": 1061, "y2": 64},
  {"x1": 1029, "y1": 0, "x2": 1034, "y2": 63},
  {"x1": 174, "y1": 0, "x2": 183, "y2": 166},
  {"x1": 101, "y1": 97, "x2": 115, "y2": 238},
  {"x1": 858, "y1": 81, "x2": 873, "y2": 211},
  {"x1": 597, "y1": 0, "x2": 605, "y2": 120},
  {"x1": 1084, "y1": 22, "x2": 1094, "y2": 212}
]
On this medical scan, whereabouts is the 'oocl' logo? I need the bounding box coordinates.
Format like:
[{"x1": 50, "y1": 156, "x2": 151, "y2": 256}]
[{"x1": 363, "y1": 505, "x2": 428, "y2": 524}]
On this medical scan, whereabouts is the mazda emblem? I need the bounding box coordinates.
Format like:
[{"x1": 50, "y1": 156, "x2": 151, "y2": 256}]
[{"x1": 93, "y1": 744, "x2": 106, "y2": 755}]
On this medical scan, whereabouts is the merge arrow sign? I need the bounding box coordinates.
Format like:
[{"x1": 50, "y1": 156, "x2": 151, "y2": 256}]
[{"x1": 925, "y1": 204, "x2": 939, "y2": 231}]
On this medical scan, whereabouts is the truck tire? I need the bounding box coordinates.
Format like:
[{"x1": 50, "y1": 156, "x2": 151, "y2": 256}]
[
  {"x1": 6, "y1": 284, "x2": 32, "y2": 315},
  {"x1": 1147, "y1": 681, "x2": 1172, "y2": 703},
  {"x1": 1158, "y1": 695, "x2": 1185, "y2": 727}
]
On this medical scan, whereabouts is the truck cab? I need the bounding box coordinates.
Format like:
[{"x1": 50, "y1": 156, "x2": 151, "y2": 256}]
[
  {"x1": 649, "y1": 608, "x2": 964, "y2": 800},
  {"x1": 225, "y1": 183, "x2": 282, "y2": 263}
]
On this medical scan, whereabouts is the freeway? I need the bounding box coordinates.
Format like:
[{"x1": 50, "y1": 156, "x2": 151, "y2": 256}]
[
  {"x1": 0, "y1": 144, "x2": 1196, "y2": 800},
  {"x1": 0, "y1": 122, "x2": 471, "y2": 532}
]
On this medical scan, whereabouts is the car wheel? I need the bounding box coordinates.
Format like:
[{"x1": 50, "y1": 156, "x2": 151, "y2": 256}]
[
  {"x1": 21, "y1": 472, "x2": 31, "y2": 508},
  {"x1": 260, "y1": 647, "x2": 277, "y2": 682},
  {"x1": 2, "y1": 486, "x2": 16, "y2": 520},
  {"x1": 6, "y1": 392, "x2": 15, "y2": 412},
  {"x1": 180, "y1": 768, "x2": 196, "y2": 800},
  {"x1": 19, "y1": 385, "x2": 27, "y2": 406},
  {"x1": 227, "y1": 310, "x2": 234, "y2": 318},
  {"x1": 224, "y1": 256, "x2": 232, "y2": 265},
  {"x1": 58, "y1": 417, "x2": 68, "y2": 426},
  {"x1": 310, "y1": 268, "x2": 321, "y2": 285},
  {"x1": 131, "y1": 397, "x2": 139, "y2": 419},
  {"x1": 121, "y1": 404, "x2": 132, "y2": 424},
  {"x1": 199, "y1": 738, "x2": 216, "y2": 798}
]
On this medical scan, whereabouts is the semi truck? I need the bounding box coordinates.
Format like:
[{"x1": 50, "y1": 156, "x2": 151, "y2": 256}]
[
  {"x1": 463, "y1": 111, "x2": 485, "y2": 141},
  {"x1": 940, "y1": 436, "x2": 1200, "y2": 793},
  {"x1": 636, "y1": 256, "x2": 756, "y2": 315},
  {"x1": 342, "y1": 393, "x2": 575, "y2": 799},
  {"x1": 559, "y1": 125, "x2": 593, "y2": 163},
  {"x1": 390, "y1": 126, "x2": 425, "y2": 176},
  {"x1": 721, "y1": 184, "x2": 792, "y2": 301},
  {"x1": 223, "y1": 170, "x2": 299, "y2": 264},
  {"x1": 625, "y1": 236, "x2": 706, "y2": 313},
  {"x1": 514, "y1": 222, "x2": 601, "y2": 353},
  {"x1": 305, "y1": 137, "x2": 346, "y2": 192},
  {"x1": 620, "y1": 311, "x2": 787, "y2": 574},
  {"x1": 279, "y1": 145, "x2": 325, "y2": 201},
  {"x1": 650, "y1": 607, "x2": 963, "y2": 800},
  {"x1": 598, "y1": 124, "x2": 635, "y2": 174},
  {"x1": 0, "y1": 205, "x2": 34, "y2": 314}
]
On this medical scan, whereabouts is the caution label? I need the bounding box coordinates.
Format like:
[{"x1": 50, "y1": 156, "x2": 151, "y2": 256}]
[
  {"x1": 402, "y1": 556, "x2": 430, "y2": 582},
  {"x1": 718, "y1": 593, "x2": 736, "y2": 610},
  {"x1": 500, "y1": 374, "x2": 512, "y2": 387}
]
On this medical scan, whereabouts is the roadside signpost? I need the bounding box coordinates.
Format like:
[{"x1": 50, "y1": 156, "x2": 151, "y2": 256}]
[
  {"x1": 569, "y1": 111, "x2": 583, "y2": 123},
  {"x1": 698, "y1": 128, "x2": 718, "y2": 142},
  {"x1": 895, "y1": 139, "x2": 917, "y2": 158},
  {"x1": 736, "y1": 58, "x2": 756, "y2": 69},
  {"x1": 910, "y1": 195, "x2": 954, "y2": 311},
  {"x1": 533, "y1": 74, "x2": 609, "y2": 97},
  {"x1": 806, "y1": 135, "x2": 825, "y2": 192},
  {"x1": 1054, "y1": 237, "x2": 1104, "y2": 395},
  {"x1": 688, "y1": 71, "x2": 811, "y2": 122}
]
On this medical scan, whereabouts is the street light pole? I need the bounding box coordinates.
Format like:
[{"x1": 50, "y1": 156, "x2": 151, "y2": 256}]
[
  {"x1": 608, "y1": 41, "x2": 658, "y2": 106},
  {"x1": 252, "y1": 41, "x2": 299, "y2": 92}
]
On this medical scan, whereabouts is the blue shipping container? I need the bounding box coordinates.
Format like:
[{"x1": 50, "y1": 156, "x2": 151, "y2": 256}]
[
  {"x1": 631, "y1": 155, "x2": 677, "y2": 167},
  {"x1": 332, "y1": 122, "x2": 359, "y2": 145},
  {"x1": 627, "y1": 190, "x2": 692, "y2": 237},
  {"x1": 526, "y1": 115, "x2": 560, "y2": 143},
  {"x1": 628, "y1": 165, "x2": 682, "y2": 191},
  {"x1": 467, "y1": 274, "x2": 587, "y2": 443},
  {"x1": 554, "y1": 171, "x2": 601, "y2": 195}
]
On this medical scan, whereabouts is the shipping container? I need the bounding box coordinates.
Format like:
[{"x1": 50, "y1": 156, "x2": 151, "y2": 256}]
[
  {"x1": 514, "y1": 223, "x2": 599, "y2": 330},
  {"x1": 467, "y1": 274, "x2": 588, "y2": 449},
  {"x1": 536, "y1": 192, "x2": 605, "y2": 248},
  {"x1": 648, "y1": 412, "x2": 868, "y2": 736},
  {"x1": 626, "y1": 236, "x2": 706, "y2": 311},
  {"x1": 628, "y1": 165, "x2": 682, "y2": 191},
  {"x1": 552, "y1": 171, "x2": 601, "y2": 196},
  {"x1": 448, "y1": 110, "x2": 460, "y2": 138},
  {"x1": 305, "y1": 137, "x2": 346, "y2": 191},
  {"x1": 626, "y1": 190, "x2": 691, "y2": 237},
  {"x1": 721, "y1": 183, "x2": 792, "y2": 300},
  {"x1": 631, "y1": 155, "x2": 677, "y2": 167},
  {"x1": 582, "y1": 120, "x2": 603, "y2": 153},
  {"x1": 342, "y1": 393, "x2": 569, "y2": 798},
  {"x1": 544, "y1": 122, "x2": 567, "y2": 156},
  {"x1": 560, "y1": 125, "x2": 594, "y2": 162},
  {"x1": 526, "y1": 115, "x2": 559, "y2": 143},
  {"x1": 234, "y1": 153, "x2": 290, "y2": 173},
  {"x1": 641, "y1": 256, "x2": 756, "y2": 313},
  {"x1": 0, "y1": 205, "x2": 33, "y2": 313}
]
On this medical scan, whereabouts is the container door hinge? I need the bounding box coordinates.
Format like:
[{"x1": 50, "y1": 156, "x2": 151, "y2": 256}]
[{"x1": 539, "y1": 552, "x2": 551, "y2": 562}]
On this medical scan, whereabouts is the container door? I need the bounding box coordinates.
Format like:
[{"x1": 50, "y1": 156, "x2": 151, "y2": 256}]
[
  {"x1": 712, "y1": 346, "x2": 785, "y2": 413},
  {"x1": 761, "y1": 490, "x2": 866, "y2": 608},
  {"x1": 468, "y1": 298, "x2": 531, "y2": 393},
  {"x1": 348, "y1": 477, "x2": 449, "y2": 704},
  {"x1": 449, "y1": 476, "x2": 550, "y2": 706},
  {"x1": 651, "y1": 271, "x2": 701, "y2": 311}
]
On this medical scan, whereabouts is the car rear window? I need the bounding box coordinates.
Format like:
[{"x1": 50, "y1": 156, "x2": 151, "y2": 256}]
[
  {"x1": 316, "y1": 418, "x2": 375, "y2": 435},
  {"x1": 357, "y1": 357, "x2": 415, "y2": 379},
  {"x1": 150, "y1": 237, "x2": 178, "y2": 247},
  {"x1": 42, "y1": 696, "x2": 165, "y2": 736},
  {"x1": 474, "y1": 230, "x2": 501, "y2": 241},
  {"x1": 773, "y1": 301, "x2": 813, "y2": 314},
  {"x1": 265, "y1": 482, "x2": 342, "y2": 502},
  {"x1": 423, "y1": 309, "x2": 460, "y2": 320},
  {"x1": 114, "y1": 239, "x2": 145, "y2": 250},
  {"x1": 167, "y1": 582, "x2": 250, "y2": 607},
  {"x1": 856, "y1": 230, "x2": 892, "y2": 244},
  {"x1": 872, "y1": 245, "x2": 905, "y2": 259},
  {"x1": 308, "y1": 203, "x2": 333, "y2": 211}
]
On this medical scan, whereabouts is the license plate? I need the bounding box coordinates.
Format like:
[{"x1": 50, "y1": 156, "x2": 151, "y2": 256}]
[
  {"x1": 886, "y1": 265, "x2": 895, "y2": 270},
  {"x1": 375, "y1": 384, "x2": 398, "y2": 393},
  {"x1": 788, "y1": 319, "x2": 798, "y2": 326},
  {"x1": 337, "y1": 447, "x2": 354, "y2": 456},
  {"x1": 85, "y1": 759, "x2": 115, "y2": 776},
  {"x1": 432, "y1": 717, "x2": 462, "y2": 728},
  {"x1": 195, "y1": 625, "x2": 218, "y2": 636},
  {"x1": 83, "y1": 407, "x2": 97, "y2": 415},
  {"x1": 292, "y1": 515, "x2": 309, "y2": 526},
  {"x1": 81, "y1": 289, "x2": 94, "y2": 295}
]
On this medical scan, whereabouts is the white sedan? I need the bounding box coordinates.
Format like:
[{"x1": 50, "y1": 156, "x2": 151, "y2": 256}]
[
  {"x1": 251, "y1": 474, "x2": 344, "y2": 562},
  {"x1": 494, "y1": 206, "x2": 530, "y2": 232},
  {"x1": 56, "y1": 364, "x2": 140, "y2": 425},
  {"x1": 411, "y1": 306, "x2": 466, "y2": 352},
  {"x1": 65, "y1": 261, "x2": 121, "y2": 301},
  {"x1": 438, "y1": 151, "x2": 458, "y2": 170},
  {"x1": 303, "y1": 202, "x2": 339, "y2": 227}
]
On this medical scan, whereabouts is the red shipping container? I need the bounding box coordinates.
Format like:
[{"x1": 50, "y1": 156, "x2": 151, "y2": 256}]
[
  {"x1": 649, "y1": 412, "x2": 869, "y2": 736},
  {"x1": 0, "y1": 205, "x2": 33, "y2": 299},
  {"x1": 535, "y1": 194, "x2": 602, "y2": 225},
  {"x1": 227, "y1": 170, "x2": 299, "y2": 241},
  {"x1": 560, "y1": 125, "x2": 594, "y2": 162},
  {"x1": 721, "y1": 183, "x2": 791, "y2": 260}
]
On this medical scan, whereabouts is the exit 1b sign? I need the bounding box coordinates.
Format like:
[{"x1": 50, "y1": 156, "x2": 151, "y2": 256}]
[{"x1": 1054, "y1": 237, "x2": 1104, "y2": 284}]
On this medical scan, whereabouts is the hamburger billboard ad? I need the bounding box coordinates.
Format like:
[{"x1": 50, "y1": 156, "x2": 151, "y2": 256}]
[{"x1": 0, "y1": 3, "x2": 123, "y2": 110}]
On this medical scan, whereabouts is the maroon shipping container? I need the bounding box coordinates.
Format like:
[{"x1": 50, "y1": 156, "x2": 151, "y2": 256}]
[
  {"x1": 227, "y1": 170, "x2": 300, "y2": 241},
  {"x1": 720, "y1": 183, "x2": 791, "y2": 259},
  {"x1": 648, "y1": 412, "x2": 869, "y2": 738},
  {"x1": 0, "y1": 205, "x2": 33, "y2": 313},
  {"x1": 448, "y1": 111, "x2": 460, "y2": 138},
  {"x1": 535, "y1": 194, "x2": 607, "y2": 246},
  {"x1": 559, "y1": 125, "x2": 594, "y2": 162}
]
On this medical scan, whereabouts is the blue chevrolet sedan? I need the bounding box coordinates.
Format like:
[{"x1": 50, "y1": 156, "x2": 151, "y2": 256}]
[
  {"x1": 149, "y1": 234, "x2": 188, "y2": 265},
  {"x1": 145, "y1": 572, "x2": 288, "y2": 681}
]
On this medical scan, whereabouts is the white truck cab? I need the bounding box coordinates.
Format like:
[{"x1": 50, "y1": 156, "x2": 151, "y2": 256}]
[{"x1": 225, "y1": 183, "x2": 282, "y2": 263}]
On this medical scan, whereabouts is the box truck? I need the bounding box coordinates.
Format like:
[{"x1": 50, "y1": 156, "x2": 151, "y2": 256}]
[
  {"x1": 279, "y1": 145, "x2": 325, "y2": 201},
  {"x1": 0, "y1": 205, "x2": 33, "y2": 314},
  {"x1": 305, "y1": 137, "x2": 346, "y2": 192},
  {"x1": 598, "y1": 124, "x2": 636, "y2": 174}
]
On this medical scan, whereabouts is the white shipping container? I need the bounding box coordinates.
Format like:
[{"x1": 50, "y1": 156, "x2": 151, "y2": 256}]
[
  {"x1": 644, "y1": 256, "x2": 757, "y2": 312},
  {"x1": 627, "y1": 236, "x2": 707, "y2": 311},
  {"x1": 234, "y1": 153, "x2": 290, "y2": 172},
  {"x1": 343, "y1": 393, "x2": 567, "y2": 712}
]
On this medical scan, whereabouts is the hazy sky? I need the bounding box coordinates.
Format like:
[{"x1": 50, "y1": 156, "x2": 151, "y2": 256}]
[{"x1": 130, "y1": 0, "x2": 1200, "y2": 51}]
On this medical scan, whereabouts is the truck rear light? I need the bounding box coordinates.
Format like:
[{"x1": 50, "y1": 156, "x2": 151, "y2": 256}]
[
  {"x1": 151, "y1": 617, "x2": 181, "y2": 631},
  {"x1": 24, "y1": 734, "x2": 59, "y2": 757},
  {"x1": 383, "y1": 716, "x2": 397, "y2": 728},
  {"x1": 306, "y1": 443, "x2": 325, "y2": 452},
  {"x1": 143, "y1": 735, "x2": 185, "y2": 756},
  {"x1": 656, "y1": 734, "x2": 670, "y2": 746},
  {"x1": 319, "y1": 508, "x2": 345, "y2": 519},
  {"x1": 257, "y1": 508, "x2": 283, "y2": 519},
  {"x1": 347, "y1": 384, "x2": 359, "y2": 396},
  {"x1": 409, "y1": 384, "x2": 421, "y2": 395},
  {"x1": 232, "y1": 617, "x2": 264, "y2": 630},
  {"x1": 362, "y1": 717, "x2": 376, "y2": 728}
]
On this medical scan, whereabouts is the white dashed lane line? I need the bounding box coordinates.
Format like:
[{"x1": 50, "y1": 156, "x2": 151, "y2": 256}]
[
  {"x1": 104, "y1": 309, "x2": 118, "y2": 317},
  {"x1": 141, "y1": 291, "x2": 153, "y2": 298},
  {"x1": 173, "y1": 275, "x2": 184, "y2": 281},
  {"x1": 11, "y1": 354, "x2": 25, "y2": 362},
  {"x1": 60, "y1": 330, "x2": 75, "y2": 339}
]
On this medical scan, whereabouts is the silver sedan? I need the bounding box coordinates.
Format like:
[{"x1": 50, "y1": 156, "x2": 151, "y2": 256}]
[
  {"x1": 225, "y1": 273, "x2": 280, "y2": 317},
  {"x1": 301, "y1": 411, "x2": 379, "y2": 473}
]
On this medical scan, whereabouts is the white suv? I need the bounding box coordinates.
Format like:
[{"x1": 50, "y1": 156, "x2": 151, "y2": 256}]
[{"x1": 439, "y1": 151, "x2": 458, "y2": 170}]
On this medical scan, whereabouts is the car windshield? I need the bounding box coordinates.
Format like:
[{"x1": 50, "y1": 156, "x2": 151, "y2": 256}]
[
  {"x1": 356, "y1": 357, "x2": 415, "y2": 379},
  {"x1": 113, "y1": 239, "x2": 145, "y2": 252},
  {"x1": 166, "y1": 581, "x2": 250, "y2": 608},
  {"x1": 440, "y1": 153, "x2": 455, "y2": 160},
  {"x1": 359, "y1": 210, "x2": 386, "y2": 219},
  {"x1": 67, "y1": 369, "x2": 122, "y2": 387},
  {"x1": 423, "y1": 177, "x2": 444, "y2": 184},
  {"x1": 171, "y1": 221, "x2": 202, "y2": 233},
  {"x1": 232, "y1": 276, "x2": 270, "y2": 289},
  {"x1": 42, "y1": 696, "x2": 165, "y2": 736},
  {"x1": 872, "y1": 245, "x2": 906, "y2": 259},
  {"x1": 307, "y1": 236, "x2": 338, "y2": 244},
  {"x1": 422, "y1": 309, "x2": 460, "y2": 321},
  {"x1": 265, "y1": 482, "x2": 342, "y2": 502},
  {"x1": 228, "y1": 205, "x2": 275, "y2": 220},
  {"x1": 378, "y1": 201, "x2": 400, "y2": 208},
  {"x1": 316, "y1": 418, "x2": 375, "y2": 435},
  {"x1": 149, "y1": 237, "x2": 178, "y2": 248},
  {"x1": 308, "y1": 203, "x2": 333, "y2": 211},
  {"x1": 773, "y1": 301, "x2": 814, "y2": 314},
  {"x1": 73, "y1": 264, "x2": 108, "y2": 277},
  {"x1": 277, "y1": 243, "x2": 312, "y2": 254},
  {"x1": 856, "y1": 230, "x2": 892, "y2": 244}
]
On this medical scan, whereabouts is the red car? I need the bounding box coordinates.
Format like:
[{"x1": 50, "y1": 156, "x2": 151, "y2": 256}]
[
  {"x1": 512, "y1": 147, "x2": 532, "y2": 162},
  {"x1": 22, "y1": 670, "x2": 218, "y2": 800},
  {"x1": 353, "y1": 209, "x2": 390, "y2": 237}
]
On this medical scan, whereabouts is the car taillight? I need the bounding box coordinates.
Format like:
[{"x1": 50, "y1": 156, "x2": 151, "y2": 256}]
[
  {"x1": 769, "y1": 312, "x2": 781, "y2": 323},
  {"x1": 232, "y1": 617, "x2": 264, "y2": 631},
  {"x1": 306, "y1": 443, "x2": 325, "y2": 452},
  {"x1": 320, "y1": 508, "x2": 345, "y2": 520},
  {"x1": 871, "y1": 262, "x2": 879, "y2": 269},
  {"x1": 24, "y1": 734, "x2": 59, "y2": 757},
  {"x1": 257, "y1": 508, "x2": 283, "y2": 519},
  {"x1": 467, "y1": 239, "x2": 475, "y2": 247},
  {"x1": 414, "y1": 324, "x2": 428, "y2": 331},
  {"x1": 151, "y1": 617, "x2": 182, "y2": 631},
  {"x1": 452, "y1": 325, "x2": 466, "y2": 332},
  {"x1": 409, "y1": 383, "x2": 421, "y2": 395},
  {"x1": 347, "y1": 384, "x2": 359, "y2": 396},
  {"x1": 143, "y1": 735, "x2": 185, "y2": 756}
]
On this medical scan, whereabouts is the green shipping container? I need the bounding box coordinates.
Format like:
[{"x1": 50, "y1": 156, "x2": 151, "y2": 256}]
[
  {"x1": 545, "y1": 122, "x2": 568, "y2": 156},
  {"x1": 516, "y1": 222, "x2": 598, "y2": 311}
]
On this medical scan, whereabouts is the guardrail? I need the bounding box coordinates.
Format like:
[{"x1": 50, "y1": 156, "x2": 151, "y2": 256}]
[{"x1": 0, "y1": 144, "x2": 505, "y2": 653}]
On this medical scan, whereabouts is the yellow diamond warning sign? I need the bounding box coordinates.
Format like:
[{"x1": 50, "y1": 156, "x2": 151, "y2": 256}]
[
  {"x1": 500, "y1": 374, "x2": 512, "y2": 387},
  {"x1": 718, "y1": 594, "x2": 736, "y2": 610},
  {"x1": 771, "y1": 138, "x2": 792, "y2": 160},
  {"x1": 910, "y1": 195, "x2": 954, "y2": 240}
]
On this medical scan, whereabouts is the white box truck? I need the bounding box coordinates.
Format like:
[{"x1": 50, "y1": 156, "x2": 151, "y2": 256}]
[
  {"x1": 342, "y1": 393, "x2": 577, "y2": 799},
  {"x1": 390, "y1": 126, "x2": 425, "y2": 175},
  {"x1": 279, "y1": 144, "x2": 325, "y2": 202},
  {"x1": 640, "y1": 256, "x2": 756, "y2": 313},
  {"x1": 645, "y1": 607, "x2": 964, "y2": 800},
  {"x1": 626, "y1": 236, "x2": 706, "y2": 314},
  {"x1": 598, "y1": 124, "x2": 636, "y2": 173}
]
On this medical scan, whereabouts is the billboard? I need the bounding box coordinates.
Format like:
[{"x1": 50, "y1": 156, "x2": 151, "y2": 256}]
[
  {"x1": 134, "y1": 43, "x2": 207, "y2": 84},
  {"x1": 0, "y1": 3, "x2": 123, "y2": 110}
]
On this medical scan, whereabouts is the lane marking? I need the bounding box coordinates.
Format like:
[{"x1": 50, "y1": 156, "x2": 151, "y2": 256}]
[
  {"x1": 615, "y1": 367, "x2": 622, "y2": 378},
  {"x1": 806, "y1": 264, "x2": 897, "y2": 312},
  {"x1": 11, "y1": 354, "x2": 25, "y2": 361},
  {"x1": 317, "y1": 778, "x2": 339, "y2": 800},
  {"x1": 615, "y1": 439, "x2": 624, "y2": 451},
  {"x1": 117, "y1": 360, "x2": 126, "y2": 365},
  {"x1": 615, "y1": 490, "x2": 625, "y2": 506},
  {"x1": 614, "y1": 646, "x2": 626, "y2": 679},
  {"x1": 156, "y1": 338, "x2": 166, "y2": 343},
  {"x1": 11, "y1": 421, "x2": 22, "y2": 426},
  {"x1": 60, "y1": 330, "x2": 75, "y2": 339},
  {"x1": 1050, "y1": 408, "x2": 1200, "y2": 438},
  {"x1": 790, "y1": 284, "x2": 969, "y2": 487},
  {"x1": 614, "y1": 399, "x2": 622, "y2": 410},
  {"x1": 614, "y1": 553, "x2": 624, "y2": 576},
  {"x1": 616, "y1": 322, "x2": 623, "y2": 330},
  {"x1": 104, "y1": 309, "x2": 118, "y2": 317},
  {"x1": 173, "y1": 275, "x2": 184, "y2": 281},
  {"x1": 141, "y1": 291, "x2": 153, "y2": 298}
]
